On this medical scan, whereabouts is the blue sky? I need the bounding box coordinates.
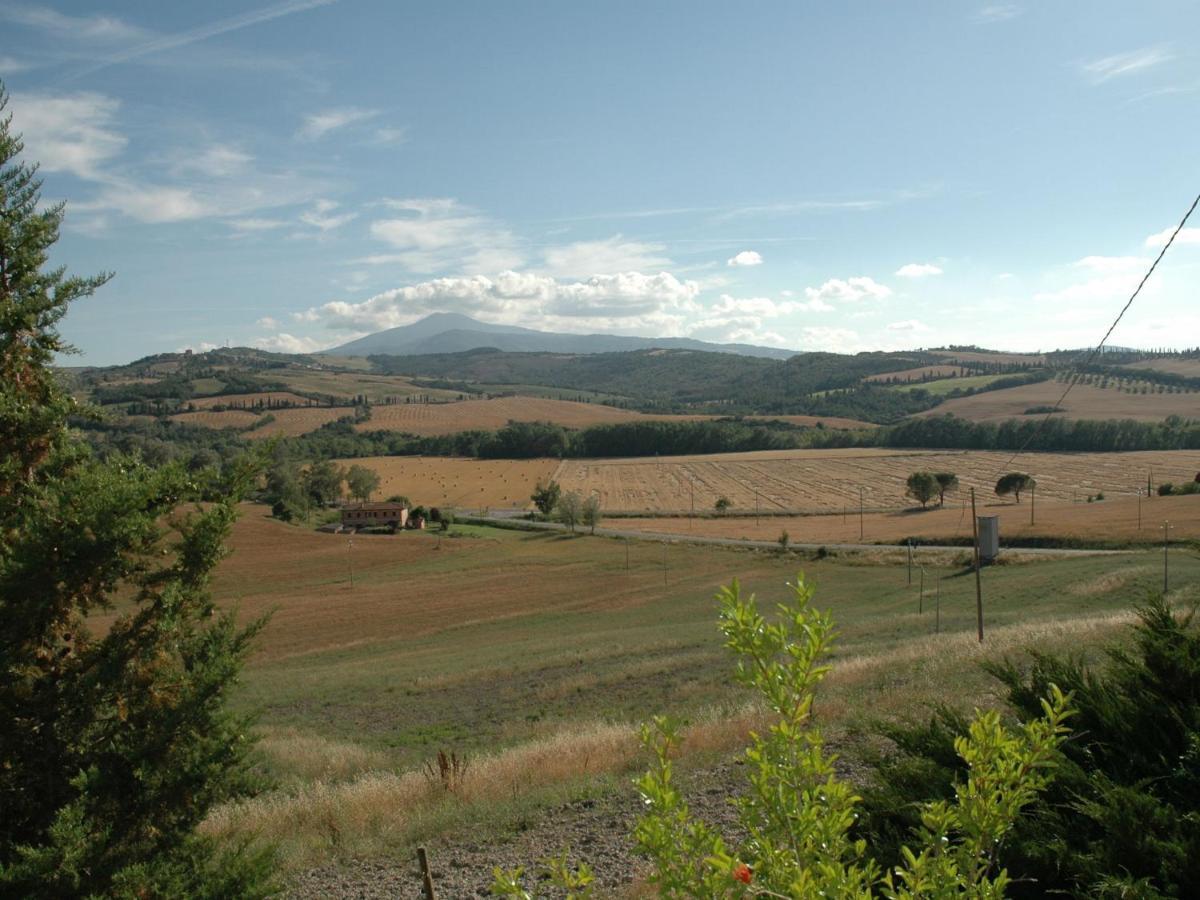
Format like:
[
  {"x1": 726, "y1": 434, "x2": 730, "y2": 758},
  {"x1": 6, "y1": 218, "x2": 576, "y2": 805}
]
[{"x1": 4, "y1": 1, "x2": 1199, "y2": 365}]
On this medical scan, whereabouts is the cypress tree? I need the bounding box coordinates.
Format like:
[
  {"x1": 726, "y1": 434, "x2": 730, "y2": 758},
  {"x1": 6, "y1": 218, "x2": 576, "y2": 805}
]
[{"x1": 0, "y1": 84, "x2": 274, "y2": 897}]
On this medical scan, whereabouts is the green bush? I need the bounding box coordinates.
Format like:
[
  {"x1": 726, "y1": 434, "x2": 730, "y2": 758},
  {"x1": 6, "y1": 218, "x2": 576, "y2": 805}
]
[
  {"x1": 493, "y1": 576, "x2": 1071, "y2": 898},
  {"x1": 856, "y1": 596, "x2": 1200, "y2": 898}
]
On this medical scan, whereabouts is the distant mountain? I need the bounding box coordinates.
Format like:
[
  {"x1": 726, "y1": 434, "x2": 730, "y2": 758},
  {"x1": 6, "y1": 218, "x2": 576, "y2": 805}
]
[{"x1": 323, "y1": 313, "x2": 797, "y2": 360}]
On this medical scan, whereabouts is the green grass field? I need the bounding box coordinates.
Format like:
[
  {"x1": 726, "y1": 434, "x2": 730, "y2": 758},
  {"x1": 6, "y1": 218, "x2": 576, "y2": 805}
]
[
  {"x1": 201, "y1": 512, "x2": 1200, "y2": 871},
  {"x1": 889, "y1": 373, "x2": 1018, "y2": 395}
]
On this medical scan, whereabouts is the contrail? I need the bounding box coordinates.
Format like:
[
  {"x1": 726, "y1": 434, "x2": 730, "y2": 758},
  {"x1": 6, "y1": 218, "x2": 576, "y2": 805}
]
[{"x1": 69, "y1": 0, "x2": 338, "y2": 77}]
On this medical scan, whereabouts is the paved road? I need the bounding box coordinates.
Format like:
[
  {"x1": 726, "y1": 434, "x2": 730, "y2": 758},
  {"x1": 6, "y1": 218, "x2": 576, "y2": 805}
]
[{"x1": 462, "y1": 514, "x2": 1130, "y2": 557}]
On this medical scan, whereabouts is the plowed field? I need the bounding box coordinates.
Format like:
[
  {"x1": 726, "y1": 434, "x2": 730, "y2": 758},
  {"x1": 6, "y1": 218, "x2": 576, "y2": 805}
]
[{"x1": 333, "y1": 456, "x2": 558, "y2": 509}]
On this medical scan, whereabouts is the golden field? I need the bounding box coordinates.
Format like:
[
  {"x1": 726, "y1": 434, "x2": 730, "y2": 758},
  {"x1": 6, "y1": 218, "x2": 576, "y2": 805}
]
[{"x1": 927, "y1": 380, "x2": 1199, "y2": 422}]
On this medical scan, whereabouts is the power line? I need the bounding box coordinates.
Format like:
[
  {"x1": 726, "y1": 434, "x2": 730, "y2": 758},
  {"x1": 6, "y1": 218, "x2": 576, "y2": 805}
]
[{"x1": 999, "y1": 191, "x2": 1200, "y2": 471}]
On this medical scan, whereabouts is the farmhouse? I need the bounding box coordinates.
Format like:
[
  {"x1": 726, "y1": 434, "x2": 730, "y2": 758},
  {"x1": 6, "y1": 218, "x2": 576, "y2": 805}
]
[{"x1": 341, "y1": 501, "x2": 408, "y2": 529}]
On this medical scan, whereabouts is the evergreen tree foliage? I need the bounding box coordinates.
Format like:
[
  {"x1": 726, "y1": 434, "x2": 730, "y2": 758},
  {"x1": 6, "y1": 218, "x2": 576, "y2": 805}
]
[
  {"x1": 0, "y1": 84, "x2": 274, "y2": 898},
  {"x1": 856, "y1": 596, "x2": 1200, "y2": 898}
]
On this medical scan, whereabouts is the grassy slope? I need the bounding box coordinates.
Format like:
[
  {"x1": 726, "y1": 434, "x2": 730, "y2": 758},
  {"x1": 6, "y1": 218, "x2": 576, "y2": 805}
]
[{"x1": 193, "y1": 509, "x2": 1200, "y2": 870}]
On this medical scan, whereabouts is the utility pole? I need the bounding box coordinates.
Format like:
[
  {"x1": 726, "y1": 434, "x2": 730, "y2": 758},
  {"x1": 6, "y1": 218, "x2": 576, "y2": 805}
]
[
  {"x1": 859, "y1": 487, "x2": 864, "y2": 541},
  {"x1": 907, "y1": 540, "x2": 913, "y2": 585},
  {"x1": 347, "y1": 537, "x2": 354, "y2": 590},
  {"x1": 971, "y1": 487, "x2": 983, "y2": 643},
  {"x1": 1161, "y1": 520, "x2": 1173, "y2": 594},
  {"x1": 919, "y1": 567, "x2": 924, "y2": 615},
  {"x1": 1137, "y1": 488, "x2": 1142, "y2": 531},
  {"x1": 1030, "y1": 481, "x2": 1035, "y2": 527},
  {"x1": 935, "y1": 577, "x2": 941, "y2": 634}
]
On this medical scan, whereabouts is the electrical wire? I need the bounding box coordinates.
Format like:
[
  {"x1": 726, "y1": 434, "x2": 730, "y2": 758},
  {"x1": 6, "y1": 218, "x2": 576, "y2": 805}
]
[{"x1": 999, "y1": 191, "x2": 1200, "y2": 472}]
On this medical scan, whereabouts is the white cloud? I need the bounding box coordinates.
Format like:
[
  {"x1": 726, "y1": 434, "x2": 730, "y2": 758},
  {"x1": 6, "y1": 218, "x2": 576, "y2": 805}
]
[
  {"x1": 300, "y1": 199, "x2": 356, "y2": 231},
  {"x1": 368, "y1": 197, "x2": 522, "y2": 273},
  {"x1": 799, "y1": 326, "x2": 861, "y2": 353},
  {"x1": 298, "y1": 106, "x2": 379, "y2": 140},
  {"x1": 974, "y1": 4, "x2": 1021, "y2": 23},
  {"x1": 0, "y1": 55, "x2": 31, "y2": 74},
  {"x1": 229, "y1": 217, "x2": 287, "y2": 232},
  {"x1": 895, "y1": 262, "x2": 943, "y2": 278},
  {"x1": 88, "y1": 183, "x2": 211, "y2": 223},
  {"x1": 886, "y1": 319, "x2": 932, "y2": 332},
  {"x1": 373, "y1": 127, "x2": 407, "y2": 145},
  {"x1": 542, "y1": 235, "x2": 670, "y2": 278},
  {"x1": 174, "y1": 144, "x2": 252, "y2": 178},
  {"x1": 294, "y1": 270, "x2": 701, "y2": 336},
  {"x1": 803, "y1": 276, "x2": 892, "y2": 305},
  {"x1": 10, "y1": 91, "x2": 126, "y2": 179},
  {"x1": 1032, "y1": 255, "x2": 1156, "y2": 308},
  {"x1": 726, "y1": 250, "x2": 763, "y2": 267},
  {"x1": 1144, "y1": 226, "x2": 1200, "y2": 249},
  {"x1": 1082, "y1": 47, "x2": 1172, "y2": 83},
  {"x1": 253, "y1": 332, "x2": 331, "y2": 354},
  {"x1": 1, "y1": 5, "x2": 147, "y2": 41},
  {"x1": 1073, "y1": 255, "x2": 1148, "y2": 274},
  {"x1": 256, "y1": 316, "x2": 279, "y2": 329}
]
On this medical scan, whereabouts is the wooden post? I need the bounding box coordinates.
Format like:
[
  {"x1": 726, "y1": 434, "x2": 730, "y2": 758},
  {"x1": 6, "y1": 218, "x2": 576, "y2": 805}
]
[
  {"x1": 907, "y1": 540, "x2": 913, "y2": 585},
  {"x1": 1030, "y1": 481, "x2": 1035, "y2": 527},
  {"x1": 625, "y1": 538, "x2": 630, "y2": 571},
  {"x1": 935, "y1": 577, "x2": 941, "y2": 634},
  {"x1": 971, "y1": 488, "x2": 983, "y2": 643},
  {"x1": 859, "y1": 487, "x2": 864, "y2": 541},
  {"x1": 347, "y1": 537, "x2": 354, "y2": 590},
  {"x1": 417, "y1": 846, "x2": 436, "y2": 900},
  {"x1": 919, "y1": 567, "x2": 924, "y2": 614}
]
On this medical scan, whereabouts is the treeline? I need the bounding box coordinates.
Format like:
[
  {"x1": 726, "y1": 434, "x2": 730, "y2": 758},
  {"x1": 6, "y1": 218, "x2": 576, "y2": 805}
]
[{"x1": 883, "y1": 414, "x2": 1200, "y2": 451}]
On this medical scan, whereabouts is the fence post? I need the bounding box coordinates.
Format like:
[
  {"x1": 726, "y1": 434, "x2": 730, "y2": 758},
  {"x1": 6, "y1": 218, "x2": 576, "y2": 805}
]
[{"x1": 417, "y1": 846, "x2": 437, "y2": 900}]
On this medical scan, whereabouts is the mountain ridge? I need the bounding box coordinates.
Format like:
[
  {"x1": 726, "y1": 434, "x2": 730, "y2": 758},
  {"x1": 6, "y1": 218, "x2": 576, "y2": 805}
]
[{"x1": 323, "y1": 313, "x2": 798, "y2": 359}]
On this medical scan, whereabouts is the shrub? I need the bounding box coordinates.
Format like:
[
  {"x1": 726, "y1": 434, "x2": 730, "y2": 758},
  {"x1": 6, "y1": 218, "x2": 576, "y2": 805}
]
[
  {"x1": 856, "y1": 596, "x2": 1200, "y2": 897},
  {"x1": 494, "y1": 577, "x2": 1071, "y2": 897}
]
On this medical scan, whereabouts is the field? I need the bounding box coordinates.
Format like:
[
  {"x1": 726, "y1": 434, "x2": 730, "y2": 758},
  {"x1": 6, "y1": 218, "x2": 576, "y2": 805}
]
[
  {"x1": 332, "y1": 456, "x2": 558, "y2": 508},
  {"x1": 356, "y1": 396, "x2": 677, "y2": 436},
  {"x1": 864, "y1": 364, "x2": 966, "y2": 383},
  {"x1": 890, "y1": 373, "x2": 1015, "y2": 395},
  {"x1": 747, "y1": 413, "x2": 876, "y2": 429},
  {"x1": 551, "y1": 447, "x2": 1200, "y2": 514},
  {"x1": 1119, "y1": 357, "x2": 1200, "y2": 377},
  {"x1": 172, "y1": 406, "x2": 349, "y2": 437},
  {"x1": 927, "y1": 379, "x2": 1199, "y2": 422},
  {"x1": 269, "y1": 369, "x2": 463, "y2": 402},
  {"x1": 612, "y1": 493, "x2": 1200, "y2": 546},
  {"x1": 179, "y1": 509, "x2": 1200, "y2": 887}
]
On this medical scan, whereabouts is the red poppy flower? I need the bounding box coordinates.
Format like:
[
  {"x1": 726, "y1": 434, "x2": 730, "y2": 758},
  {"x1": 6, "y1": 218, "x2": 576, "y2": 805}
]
[{"x1": 732, "y1": 862, "x2": 752, "y2": 884}]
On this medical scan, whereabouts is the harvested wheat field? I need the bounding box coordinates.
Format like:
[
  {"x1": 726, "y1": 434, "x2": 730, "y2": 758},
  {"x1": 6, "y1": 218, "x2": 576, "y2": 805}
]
[
  {"x1": 613, "y1": 493, "x2": 1200, "y2": 545},
  {"x1": 355, "y1": 396, "x2": 701, "y2": 436},
  {"x1": 551, "y1": 447, "x2": 1200, "y2": 513},
  {"x1": 927, "y1": 379, "x2": 1200, "y2": 422},
  {"x1": 334, "y1": 455, "x2": 558, "y2": 509},
  {"x1": 172, "y1": 406, "x2": 350, "y2": 437},
  {"x1": 1119, "y1": 357, "x2": 1200, "y2": 377}
]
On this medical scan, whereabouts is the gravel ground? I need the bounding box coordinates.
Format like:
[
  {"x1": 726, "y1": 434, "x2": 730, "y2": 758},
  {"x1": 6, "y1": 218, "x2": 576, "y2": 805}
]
[
  {"x1": 286, "y1": 761, "x2": 746, "y2": 899},
  {"x1": 286, "y1": 748, "x2": 870, "y2": 899}
]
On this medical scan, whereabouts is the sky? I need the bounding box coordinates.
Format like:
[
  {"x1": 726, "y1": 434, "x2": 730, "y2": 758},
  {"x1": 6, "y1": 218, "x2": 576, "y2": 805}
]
[{"x1": 4, "y1": 0, "x2": 1200, "y2": 365}]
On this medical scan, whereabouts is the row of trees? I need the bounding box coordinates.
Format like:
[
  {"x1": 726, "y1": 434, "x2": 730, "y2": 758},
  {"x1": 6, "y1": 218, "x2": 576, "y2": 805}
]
[{"x1": 905, "y1": 471, "x2": 1036, "y2": 508}]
